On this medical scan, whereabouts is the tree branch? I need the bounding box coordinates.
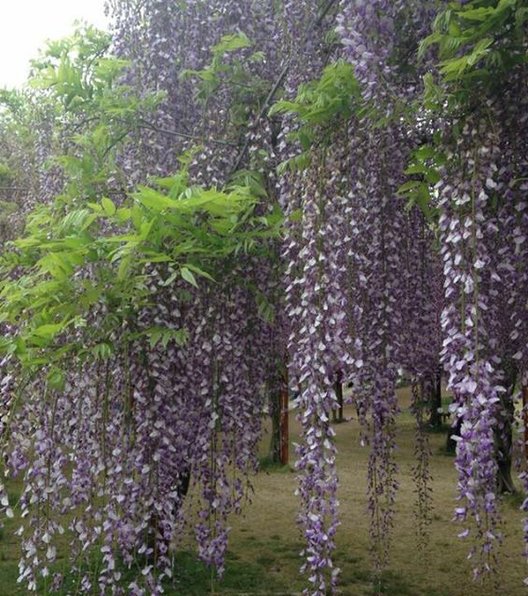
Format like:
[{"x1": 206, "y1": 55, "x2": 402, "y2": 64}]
[
  {"x1": 137, "y1": 118, "x2": 239, "y2": 148},
  {"x1": 229, "y1": 0, "x2": 339, "y2": 175}
]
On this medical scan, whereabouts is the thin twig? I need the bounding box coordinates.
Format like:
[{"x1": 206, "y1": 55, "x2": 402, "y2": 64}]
[{"x1": 137, "y1": 118, "x2": 238, "y2": 147}]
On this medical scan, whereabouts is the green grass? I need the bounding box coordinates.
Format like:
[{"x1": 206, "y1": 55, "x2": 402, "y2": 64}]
[
  {"x1": 170, "y1": 551, "x2": 289, "y2": 595},
  {"x1": 258, "y1": 456, "x2": 293, "y2": 474},
  {"x1": 0, "y1": 548, "x2": 291, "y2": 595}
]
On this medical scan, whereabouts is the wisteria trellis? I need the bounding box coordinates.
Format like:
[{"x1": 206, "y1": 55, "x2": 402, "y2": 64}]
[{"x1": 1, "y1": 0, "x2": 528, "y2": 594}]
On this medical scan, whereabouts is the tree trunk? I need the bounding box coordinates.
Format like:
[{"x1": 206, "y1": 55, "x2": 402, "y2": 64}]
[
  {"x1": 268, "y1": 387, "x2": 281, "y2": 463},
  {"x1": 428, "y1": 367, "x2": 443, "y2": 429},
  {"x1": 495, "y1": 362, "x2": 517, "y2": 494},
  {"x1": 332, "y1": 372, "x2": 344, "y2": 424},
  {"x1": 148, "y1": 469, "x2": 191, "y2": 559},
  {"x1": 279, "y1": 375, "x2": 289, "y2": 465},
  {"x1": 496, "y1": 397, "x2": 516, "y2": 494},
  {"x1": 268, "y1": 371, "x2": 289, "y2": 465},
  {"x1": 446, "y1": 417, "x2": 461, "y2": 454}
]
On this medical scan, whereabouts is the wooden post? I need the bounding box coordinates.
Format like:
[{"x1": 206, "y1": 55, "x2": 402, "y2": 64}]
[{"x1": 279, "y1": 371, "x2": 289, "y2": 466}]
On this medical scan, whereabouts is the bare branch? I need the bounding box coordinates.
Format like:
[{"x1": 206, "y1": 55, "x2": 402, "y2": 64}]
[{"x1": 137, "y1": 119, "x2": 238, "y2": 148}]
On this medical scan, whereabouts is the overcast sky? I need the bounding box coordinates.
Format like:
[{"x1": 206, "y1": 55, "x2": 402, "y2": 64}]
[{"x1": 0, "y1": 1, "x2": 109, "y2": 89}]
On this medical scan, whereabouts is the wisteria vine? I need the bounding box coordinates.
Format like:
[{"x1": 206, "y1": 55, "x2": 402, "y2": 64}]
[{"x1": 1, "y1": 1, "x2": 528, "y2": 595}]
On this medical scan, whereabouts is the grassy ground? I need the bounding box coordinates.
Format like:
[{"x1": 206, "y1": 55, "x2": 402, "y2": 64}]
[
  {"x1": 225, "y1": 386, "x2": 526, "y2": 595},
  {"x1": 0, "y1": 386, "x2": 526, "y2": 594}
]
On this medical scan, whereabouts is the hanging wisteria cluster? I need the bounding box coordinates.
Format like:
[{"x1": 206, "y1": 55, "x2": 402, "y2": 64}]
[
  {"x1": 0, "y1": 1, "x2": 310, "y2": 593},
  {"x1": 1, "y1": 0, "x2": 528, "y2": 594},
  {"x1": 278, "y1": 1, "x2": 442, "y2": 587},
  {"x1": 438, "y1": 101, "x2": 528, "y2": 576}
]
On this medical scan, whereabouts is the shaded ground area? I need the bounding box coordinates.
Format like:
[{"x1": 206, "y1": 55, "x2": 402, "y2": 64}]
[{"x1": 0, "y1": 387, "x2": 525, "y2": 594}]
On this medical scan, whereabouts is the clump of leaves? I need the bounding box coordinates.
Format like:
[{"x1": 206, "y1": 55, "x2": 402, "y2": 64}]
[
  {"x1": 0, "y1": 154, "x2": 282, "y2": 373},
  {"x1": 30, "y1": 24, "x2": 127, "y2": 109},
  {"x1": 420, "y1": 0, "x2": 528, "y2": 89},
  {"x1": 181, "y1": 32, "x2": 268, "y2": 127},
  {"x1": 397, "y1": 142, "x2": 446, "y2": 222},
  {"x1": 0, "y1": 164, "x2": 13, "y2": 186},
  {"x1": 269, "y1": 60, "x2": 361, "y2": 172}
]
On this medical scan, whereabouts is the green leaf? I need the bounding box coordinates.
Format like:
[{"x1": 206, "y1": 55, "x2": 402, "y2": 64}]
[
  {"x1": 32, "y1": 323, "x2": 64, "y2": 339},
  {"x1": 212, "y1": 32, "x2": 252, "y2": 56},
  {"x1": 289, "y1": 209, "x2": 303, "y2": 223},
  {"x1": 117, "y1": 254, "x2": 132, "y2": 281},
  {"x1": 91, "y1": 343, "x2": 114, "y2": 360},
  {"x1": 47, "y1": 368, "x2": 65, "y2": 391},
  {"x1": 134, "y1": 186, "x2": 180, "y2": 211},
  {"x1": 397, "y1": 180, "x2": 423, "y2": 195},
  {"x1": 184, "y1": 263, "x2": 216, "y2": 283},
  {"x1": 116, "y1": 207, "x2": 132, "y2": 222},
  {"x1": 144, "y1": 326, "x2": 188, "y2": 349},
  {"x1": 87, "y1": 202, "x2": 103, "y2": 213},
  {"x1": 180, "y1": 266, "x2": 198, "y2": 288},
  {"x1": 102, "y1": 197, "x2": 116, "y2": 216},
  {"x1": 256, "y1": 291, "x2": 275, "y2": 323}
]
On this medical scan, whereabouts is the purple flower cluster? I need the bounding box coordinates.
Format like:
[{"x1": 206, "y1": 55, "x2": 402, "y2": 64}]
[{"x1": 438, "y1": 96, "x2": 528, "y2": 575}]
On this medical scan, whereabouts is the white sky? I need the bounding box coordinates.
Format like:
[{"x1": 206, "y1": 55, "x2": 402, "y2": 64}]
[{"x1": 0, "y1": 1, "x2": 109, "y2": 89}]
